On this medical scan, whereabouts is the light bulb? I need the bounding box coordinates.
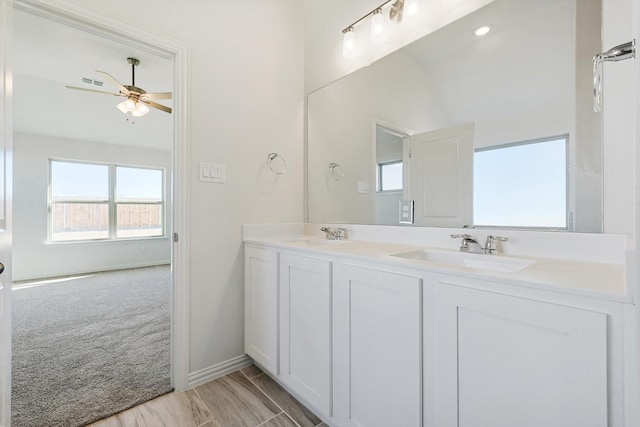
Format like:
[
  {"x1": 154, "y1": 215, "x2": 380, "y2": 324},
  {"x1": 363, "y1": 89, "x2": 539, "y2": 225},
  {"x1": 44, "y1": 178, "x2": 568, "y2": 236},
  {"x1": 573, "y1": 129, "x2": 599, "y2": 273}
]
[
  {"x1": 342, "y1": 27, "x2": 356, "y2": 58},
  {"x1": 475, "y1": 25, "x2": 491, "y2": 37},
  {"x1": 117, "y1": 100, "x2": 130, "y2": 114},
  {"x1": 125, "y1": 99, "x2": 136, "y2": 111},
  {"x1": 132, "y1": 102, "x2": 150, "y2": 117},
  {"x1": 370, "y1": 9, "x2": 385, "y2": 44},
  {"x1": 405, "y1": 0, "x2": 420, "y2": 16}
]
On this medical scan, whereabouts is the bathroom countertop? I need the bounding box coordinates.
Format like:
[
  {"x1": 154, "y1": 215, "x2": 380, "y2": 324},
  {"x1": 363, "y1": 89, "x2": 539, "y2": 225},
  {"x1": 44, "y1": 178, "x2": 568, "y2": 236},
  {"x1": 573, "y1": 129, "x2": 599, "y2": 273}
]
[{"x1": 244, "y1": 235, "x2": 629, "y2": 303}]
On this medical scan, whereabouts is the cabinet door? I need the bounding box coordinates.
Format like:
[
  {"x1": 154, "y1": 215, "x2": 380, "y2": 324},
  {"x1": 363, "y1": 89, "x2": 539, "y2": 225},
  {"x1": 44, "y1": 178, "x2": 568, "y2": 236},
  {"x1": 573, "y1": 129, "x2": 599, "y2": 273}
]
[
  {"x1": 244, "y1": 246, "x2": 279, "y2": 374},
  {"x1": 431, "y1": 283, "x2": 608, "y2": 427},
  {"x1": 280, "y1": 253, "x2": 332, "y2": 415},
  {"x1": 335, "y1": 265, "x2": 422, "y2": 427}
]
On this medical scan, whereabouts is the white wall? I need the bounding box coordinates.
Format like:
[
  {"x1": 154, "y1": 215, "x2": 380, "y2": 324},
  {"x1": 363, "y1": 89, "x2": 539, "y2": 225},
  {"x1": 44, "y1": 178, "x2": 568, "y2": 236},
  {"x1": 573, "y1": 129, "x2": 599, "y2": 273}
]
[
  {"x1": 602, "y1": 0, "x2": 635, "y2": 236},
  {"x1": 56, "y1": 0, "x2": 305, "y2": 376},
  {"x1": 13, "y1": 132, "x2": 171, "y2": 281}
]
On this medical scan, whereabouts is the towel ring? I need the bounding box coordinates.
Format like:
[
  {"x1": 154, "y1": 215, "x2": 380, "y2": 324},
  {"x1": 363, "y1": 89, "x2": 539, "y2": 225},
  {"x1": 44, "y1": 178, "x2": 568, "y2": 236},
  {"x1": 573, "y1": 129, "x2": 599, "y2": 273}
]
[
  {"x1": 268, "y1": 153, "x2": 287, "y2": 175},
  {"x1": 329, "y1": 162, "x2": 344, "y2": 181}
]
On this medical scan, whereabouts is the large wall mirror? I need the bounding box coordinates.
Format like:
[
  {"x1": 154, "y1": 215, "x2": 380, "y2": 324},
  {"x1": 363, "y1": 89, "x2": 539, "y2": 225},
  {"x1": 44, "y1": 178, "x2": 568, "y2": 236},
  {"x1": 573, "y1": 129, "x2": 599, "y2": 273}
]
[{"x1": 307, "y1": 0, "x2": 603, "y2": 232}]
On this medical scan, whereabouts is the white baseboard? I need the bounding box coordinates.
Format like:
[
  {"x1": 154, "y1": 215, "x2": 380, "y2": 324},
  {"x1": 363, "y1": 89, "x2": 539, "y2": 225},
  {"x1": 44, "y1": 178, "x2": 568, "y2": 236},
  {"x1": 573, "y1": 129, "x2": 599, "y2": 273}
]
[
  {"x1": 188, "y1": 354, "x2": 253, "y2": 388},
  {"x1": 12, "y1": 261, "x2": 172, "y2": 283}
]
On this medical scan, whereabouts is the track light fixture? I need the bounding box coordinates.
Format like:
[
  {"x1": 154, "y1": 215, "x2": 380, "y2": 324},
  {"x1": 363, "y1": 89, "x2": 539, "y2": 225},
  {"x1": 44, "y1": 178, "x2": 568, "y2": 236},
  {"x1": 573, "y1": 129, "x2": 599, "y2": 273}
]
[{"x1": 341, "y1": 0, "x2": 421, "y2": 58}]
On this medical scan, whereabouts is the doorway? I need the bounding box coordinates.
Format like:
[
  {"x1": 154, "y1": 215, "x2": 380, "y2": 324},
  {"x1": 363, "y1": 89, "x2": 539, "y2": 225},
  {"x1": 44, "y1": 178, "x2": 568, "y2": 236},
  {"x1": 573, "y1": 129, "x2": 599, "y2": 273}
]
[
  {"x1": 6, "y1": 2, "x2": 189, "y2": 425},
  {"x1": 375, "y1": 125, "x2": 407, "y2": 225}
]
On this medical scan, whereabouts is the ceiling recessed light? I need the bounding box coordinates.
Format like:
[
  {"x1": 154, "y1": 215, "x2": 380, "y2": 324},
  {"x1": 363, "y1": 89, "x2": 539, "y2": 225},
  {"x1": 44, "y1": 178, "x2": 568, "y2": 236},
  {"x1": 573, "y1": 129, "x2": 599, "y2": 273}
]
[{"x1": 474, "y1": 25, "x2": 492, "y2": 37}]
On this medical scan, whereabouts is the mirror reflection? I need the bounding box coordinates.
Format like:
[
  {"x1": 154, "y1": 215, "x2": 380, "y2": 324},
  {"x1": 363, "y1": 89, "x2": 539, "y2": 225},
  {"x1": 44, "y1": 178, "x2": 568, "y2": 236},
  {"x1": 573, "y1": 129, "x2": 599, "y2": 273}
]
[{"x1": 307, "y1": 0, "x2": 602, "y2": 232}]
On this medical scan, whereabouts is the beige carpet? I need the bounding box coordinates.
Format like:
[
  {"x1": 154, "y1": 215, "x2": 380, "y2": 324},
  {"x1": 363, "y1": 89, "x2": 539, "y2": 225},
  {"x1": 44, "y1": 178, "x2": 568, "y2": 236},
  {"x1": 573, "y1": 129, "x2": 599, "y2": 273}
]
[{"x1": 11, "y1": 265, "x2": 172, "y2": 427}]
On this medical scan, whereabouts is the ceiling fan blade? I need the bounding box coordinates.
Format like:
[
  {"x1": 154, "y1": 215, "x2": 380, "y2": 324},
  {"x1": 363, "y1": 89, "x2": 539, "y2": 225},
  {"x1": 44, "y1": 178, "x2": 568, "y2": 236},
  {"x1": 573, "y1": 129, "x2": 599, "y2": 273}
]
[
  {"x1": 141, "y1": 99, "x2": 172, "y2": 114},
  {"x1": 66, "y1": 85, "x2": 121, "y2": 96},
  {"x1": 141, "y1": 92, "x2": 172, "y2": 100},
  {"x1": 95, "y1": 70, "x2": 129, "y2": 95}
]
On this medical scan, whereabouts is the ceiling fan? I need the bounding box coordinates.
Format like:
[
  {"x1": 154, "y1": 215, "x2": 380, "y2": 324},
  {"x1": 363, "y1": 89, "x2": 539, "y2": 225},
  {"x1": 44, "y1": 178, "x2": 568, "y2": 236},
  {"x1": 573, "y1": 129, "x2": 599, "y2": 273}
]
[{"x1": 66, "y1": 57, "x2": 172, "y2": 117}]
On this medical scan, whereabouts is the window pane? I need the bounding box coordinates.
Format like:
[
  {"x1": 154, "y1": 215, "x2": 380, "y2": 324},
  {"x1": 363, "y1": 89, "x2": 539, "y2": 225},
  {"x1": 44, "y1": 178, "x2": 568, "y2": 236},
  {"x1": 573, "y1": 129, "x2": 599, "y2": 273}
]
[
  {"x1": 51, "y1": 161, "x2": 108, "y2": 201},
  {"x1": 116, "y1": 167, "x2": 163, "y2": 202},
  {"x1": 380, "y1": 162, "x2": 403, "y2": 191},
  {"x1": 474, "y1": 138, "x2": 566, "y2": 228},
  {"x1": 116, "y1": 204, "x2": 163, "y2": 238},
  {"x1": 51, "y1": 203, "x2": 109, "y2": 241}
]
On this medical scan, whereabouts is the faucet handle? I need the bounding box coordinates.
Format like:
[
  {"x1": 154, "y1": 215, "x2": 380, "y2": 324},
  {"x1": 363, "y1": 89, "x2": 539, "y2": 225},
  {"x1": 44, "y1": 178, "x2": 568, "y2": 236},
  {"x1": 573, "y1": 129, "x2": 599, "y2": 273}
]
[
  {"x1": 485, "y1": 235, "x2": 508, "y2": 254},
  {"x1": 451, "y1": 233, "x2": 477, "y2": 241}
]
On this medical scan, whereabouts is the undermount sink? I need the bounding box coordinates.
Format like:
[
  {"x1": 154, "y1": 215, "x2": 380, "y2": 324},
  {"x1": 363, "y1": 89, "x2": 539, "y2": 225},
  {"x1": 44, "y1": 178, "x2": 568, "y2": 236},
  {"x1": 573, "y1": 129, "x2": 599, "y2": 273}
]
[
  {"x1": 286, "y1": 238, "x2": 351, "y2": 246},
  {"x1": 391, "y1": 249, "x2": 536, "y2": 273}
]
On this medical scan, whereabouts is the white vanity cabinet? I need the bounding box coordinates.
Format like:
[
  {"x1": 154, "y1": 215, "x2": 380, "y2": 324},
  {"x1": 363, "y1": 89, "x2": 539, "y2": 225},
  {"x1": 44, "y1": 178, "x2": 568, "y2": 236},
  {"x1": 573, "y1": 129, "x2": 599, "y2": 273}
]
[
  {"x1": 279, "y1": 252, "x2": 333, "y2": 416},
  {"x1": 333, "y1": 263, "x2": 423, "y2": 427},
  {"x1": 244, "y1": 246, "x2": 279, "y2": 375},
  {"x1": 244, "y1": 240, "x2": 631, "y2": 427},
  {"x1": 425, "y1": 276, "x2": 623, "y2": 427}
]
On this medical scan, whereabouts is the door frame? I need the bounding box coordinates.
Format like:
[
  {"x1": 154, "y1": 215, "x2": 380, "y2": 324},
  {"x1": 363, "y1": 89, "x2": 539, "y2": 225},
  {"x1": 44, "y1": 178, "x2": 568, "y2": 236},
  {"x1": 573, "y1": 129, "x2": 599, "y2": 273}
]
[
  {"x1": 0, "y1": 1, "x2": 13, "y2": 425},
  {"x1": 370, "y1": 118, "x2": 414, "y2": 223},
  {"x1": 5, "y1": 0, "x2": 191, "y2": 400}
]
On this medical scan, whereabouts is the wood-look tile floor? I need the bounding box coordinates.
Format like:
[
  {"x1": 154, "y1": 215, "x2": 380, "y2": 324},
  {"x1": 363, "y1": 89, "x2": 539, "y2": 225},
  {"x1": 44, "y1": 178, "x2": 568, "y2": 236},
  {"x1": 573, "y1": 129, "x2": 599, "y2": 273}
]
[{"x1": 88, "y1": 365, "x2": 329, "y2": 427}]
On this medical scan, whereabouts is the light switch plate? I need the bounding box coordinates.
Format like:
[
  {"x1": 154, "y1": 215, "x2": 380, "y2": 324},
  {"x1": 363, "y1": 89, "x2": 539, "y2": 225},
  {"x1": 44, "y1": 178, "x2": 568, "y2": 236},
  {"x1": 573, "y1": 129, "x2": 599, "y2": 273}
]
[
  {"x1": 199, "y1": 162, "x2": 226, "y2": 184},
  {"x1": 357, "y1": 180, "x2": 369, "y2": 194},
  {"x1": 399, "y1": 200, "x2": 414, "y2": 224}
]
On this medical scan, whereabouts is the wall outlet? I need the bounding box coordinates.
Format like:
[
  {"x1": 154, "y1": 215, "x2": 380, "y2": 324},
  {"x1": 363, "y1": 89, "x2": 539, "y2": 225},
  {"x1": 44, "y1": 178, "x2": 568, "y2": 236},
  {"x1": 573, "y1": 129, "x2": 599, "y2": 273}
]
[{"x1": 399, "y1": 200, "x2": 414, "y2": 224}]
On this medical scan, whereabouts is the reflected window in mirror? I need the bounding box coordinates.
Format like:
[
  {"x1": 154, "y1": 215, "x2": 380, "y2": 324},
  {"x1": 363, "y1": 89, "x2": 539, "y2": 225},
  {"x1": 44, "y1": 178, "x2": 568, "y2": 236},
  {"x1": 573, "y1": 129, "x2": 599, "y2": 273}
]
[
  {"x1": 377, "y1": 161, "x2": 403, "y2": 192},
  {"x1": 473, "y1": 136, "x2": 568, "y2": 230}
]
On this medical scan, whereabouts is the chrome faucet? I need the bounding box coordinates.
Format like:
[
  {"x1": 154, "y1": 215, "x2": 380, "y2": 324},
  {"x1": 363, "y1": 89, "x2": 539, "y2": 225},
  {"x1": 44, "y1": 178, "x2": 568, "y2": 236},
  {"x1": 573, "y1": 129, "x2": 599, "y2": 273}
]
[
  {"x1": 451, "y1": 234, "x2": 508, "y2": 255},
  {"x1": 451, "y1": 234, "x2": 484, "y2": 254},
  {"x1": 321, "y1": 226, "x2": 346, "y2": 240}
]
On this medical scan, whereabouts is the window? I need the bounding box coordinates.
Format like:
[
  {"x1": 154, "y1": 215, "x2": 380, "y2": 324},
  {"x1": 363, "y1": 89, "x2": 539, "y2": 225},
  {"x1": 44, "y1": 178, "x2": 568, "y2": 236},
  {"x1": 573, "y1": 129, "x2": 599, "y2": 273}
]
[
  {"x1": 50, "y1": 160, "x2": 165, "y2": 241},
  {"x1": 473, "y1": 136, "x2": 567, "y2": 229},
  {"x1": 377, "y1": 161, "x2": 403, "y2": 192},
  {"x1": 116, "y1": 167, "x2": 164, "y2": 238}
]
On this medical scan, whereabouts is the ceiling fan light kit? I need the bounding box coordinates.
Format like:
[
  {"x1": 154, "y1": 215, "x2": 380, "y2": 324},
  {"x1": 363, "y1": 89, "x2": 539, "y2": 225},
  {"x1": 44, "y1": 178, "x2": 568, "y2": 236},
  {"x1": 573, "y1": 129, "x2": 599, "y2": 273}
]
[{"x1": 66, "y1": 57, "x2": 172, "y2": 122}]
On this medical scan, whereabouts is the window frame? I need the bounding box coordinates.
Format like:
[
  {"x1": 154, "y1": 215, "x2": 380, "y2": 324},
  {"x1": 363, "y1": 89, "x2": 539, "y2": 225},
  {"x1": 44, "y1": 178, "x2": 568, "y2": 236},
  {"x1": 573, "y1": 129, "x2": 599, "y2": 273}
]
[
  {"x1": 377, "y1": 160, "x2": 403, "y2": 193},
  {"x1": 48, "y1": 159, "x2": 166, "y2": 242},
  {"x1": 472, "y1": 135, "x2": 569, "y2": 231}
]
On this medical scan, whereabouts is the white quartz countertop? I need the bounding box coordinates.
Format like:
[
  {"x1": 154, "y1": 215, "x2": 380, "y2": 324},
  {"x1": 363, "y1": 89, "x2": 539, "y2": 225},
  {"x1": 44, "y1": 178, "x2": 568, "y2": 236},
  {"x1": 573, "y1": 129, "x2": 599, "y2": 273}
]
[{"x1": 244, "y1": 235, "x2": 629, "y2": 303}]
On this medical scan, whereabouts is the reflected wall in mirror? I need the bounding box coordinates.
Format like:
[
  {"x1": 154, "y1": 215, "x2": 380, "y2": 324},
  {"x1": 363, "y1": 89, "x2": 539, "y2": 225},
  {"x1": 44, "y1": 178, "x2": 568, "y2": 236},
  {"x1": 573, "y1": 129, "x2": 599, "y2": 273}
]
[{"x1": 307, "y1": 0, "x2": 603, "y2": 232}]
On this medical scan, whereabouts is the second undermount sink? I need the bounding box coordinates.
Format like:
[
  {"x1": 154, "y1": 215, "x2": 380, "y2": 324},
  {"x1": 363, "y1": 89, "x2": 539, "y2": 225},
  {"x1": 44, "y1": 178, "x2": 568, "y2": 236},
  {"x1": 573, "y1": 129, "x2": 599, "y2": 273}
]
[{"x1": 391, "y1": 249, "x2": 536, "y2": 273}]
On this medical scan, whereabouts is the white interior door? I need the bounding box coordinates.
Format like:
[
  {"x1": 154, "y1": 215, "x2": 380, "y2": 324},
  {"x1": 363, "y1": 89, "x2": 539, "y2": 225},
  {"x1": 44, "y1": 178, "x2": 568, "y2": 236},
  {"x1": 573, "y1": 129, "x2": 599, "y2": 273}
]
[
  {"x1": 404, "y1": 123, "x2": 474, "y2": 227},
  {"x1": 0, "y1": 1, "x2": 13, "y2": 425}
]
